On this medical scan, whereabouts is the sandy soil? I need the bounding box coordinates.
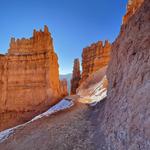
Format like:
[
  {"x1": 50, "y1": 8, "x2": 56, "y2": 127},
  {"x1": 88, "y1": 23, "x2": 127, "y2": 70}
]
[{"x1": 0, "y1": 98, "x2": 107, "y2": 150}]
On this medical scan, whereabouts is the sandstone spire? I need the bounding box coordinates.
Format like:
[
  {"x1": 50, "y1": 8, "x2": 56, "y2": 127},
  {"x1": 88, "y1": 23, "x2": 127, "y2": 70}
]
[
  {"x1": 44, "y1": 25, "x2": 49, "y2": 33},
  {"x1": 70, "y1": 58, "x2": 81, "y2": 95},
  {"x1": 60, "y1": 79, "x2": 68, "y2": 97}
]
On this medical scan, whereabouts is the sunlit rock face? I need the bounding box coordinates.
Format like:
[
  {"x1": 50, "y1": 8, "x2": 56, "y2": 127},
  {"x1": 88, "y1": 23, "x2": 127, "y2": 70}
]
[
  {"x1": 0, "y1": 26, "x2": 68, "y2": 131},
  {"x1": 9, "y1": 25, "x2": 54, "y2": 54},
  {"x1": 123, "y1": 0, "x2": 144, "y2": 24},
  {"x1": 81, "y1": 40, "x2": 111, "y2": 82},
  {"x1": 104, "y1": 0, "x2": 150, "y2": 149},
  {"x1": 77, "y1": 40, "x2": 111, "y2": 102},
  {"x1": 60, "y1": 79, "x2": 68, "y2": 97},
  {"x1": 70, "y1": 58, "x2": 81, "y2": 94}
]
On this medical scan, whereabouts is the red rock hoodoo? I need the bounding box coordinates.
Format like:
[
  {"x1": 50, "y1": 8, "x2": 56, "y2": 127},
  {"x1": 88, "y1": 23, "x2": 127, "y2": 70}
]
[
  {"x1": 70, "y1": 58, "x2": 81, "y2": 94},
  {"x1": 0, "y1": 26, "x2": 68, "y2": 131},
  {"x1": 81, "y1": 40, "x2": 111, "y2": 82},
  {"x1": 60, "y1": 79, "x2": 68, "y2": 97}
]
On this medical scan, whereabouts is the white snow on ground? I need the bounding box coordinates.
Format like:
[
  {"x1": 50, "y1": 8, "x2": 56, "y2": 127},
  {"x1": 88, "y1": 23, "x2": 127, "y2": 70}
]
[
  {"x1": 88, "y1": 77, "x2": 107, "y2": 105},
  {"x1": 31, "y1": 99, "x2": 74, "y2": 121},
  {"x1": 78, "y1": 76, "x2": 107, "y2": 106},
  {"x1": 0, "y1": 99, "x2": 74, "y2": 143},
  {"x1": 0, "y1": 128, "x2": 14, "y2": 143}
]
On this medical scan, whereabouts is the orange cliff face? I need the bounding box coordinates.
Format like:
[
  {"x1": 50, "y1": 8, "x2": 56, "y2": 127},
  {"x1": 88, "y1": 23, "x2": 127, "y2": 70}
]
[
  {"x1": 70, "y1": 58, "x2": 81, "y2": 95},
  {"x1": 123, "y1": 0, "x2": 144, "y2": 24},
  {"x1": 0, "y1": 26, "x2": 68, "y2": 131},
  {"x1": 81, "y1": 40, "x2": 111, "y2": 82}
]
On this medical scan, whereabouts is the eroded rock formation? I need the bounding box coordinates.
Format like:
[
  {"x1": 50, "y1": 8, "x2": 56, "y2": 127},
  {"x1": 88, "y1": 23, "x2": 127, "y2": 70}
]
[
  {"x1": 104, "y1": 0, "x2": 150, "y2": 149},
  {"x1": 60, "y1": 79, "x2": 68, "y2": 97},
  {"x1": 123, "y1": 0, "x2": 144, "y2": 24},
  {"x1": 70, "y1": 58, "x2": 81, "y2": 94},
  {"x1": 0, "y1": 26, "x2": 68, "y2": 131},
  {"x1": 81, "y1": 40, "x2": 111, "y2": 82},
  {"x1": 8, "y1": 25, "x2": 53, "y2": 54}
]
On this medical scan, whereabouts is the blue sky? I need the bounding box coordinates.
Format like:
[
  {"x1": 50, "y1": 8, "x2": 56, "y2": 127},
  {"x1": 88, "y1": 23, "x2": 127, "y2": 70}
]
[{"x1": 0, "y1": 0, "x2": 128, "y2": 74}]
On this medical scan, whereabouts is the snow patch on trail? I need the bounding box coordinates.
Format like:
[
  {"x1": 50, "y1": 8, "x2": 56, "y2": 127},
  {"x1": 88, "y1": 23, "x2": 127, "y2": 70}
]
[
  {"x1": 78, "y1": 76, "x2": 107, "y2": 106},
  {"x1": 88, "y1": 78, "x2": 107, "y2": 105},
  {"x1": 0, "y1": 128, "x2": 14, "y2": 143},
  {"x1": 31, "y1": 99, "x2": 74, "y2": 121},
  {"x1": 0, "y1": 99, "x2": 74, "y2": 143}
]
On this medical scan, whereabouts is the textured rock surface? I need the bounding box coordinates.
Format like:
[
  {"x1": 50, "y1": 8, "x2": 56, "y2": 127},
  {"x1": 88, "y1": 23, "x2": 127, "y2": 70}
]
[
  {"x1": 0, "y1": 26, "x2": 68, "y2": 131},
  {"x1": 123, "y1": 0, "x2": 144, "y2": 24},
  {"x1": 104, "y1": 0, "x2": 150, "y2": 149},
  {"x1": 8, "y1": 25, "x2": 53, "y2": 54},
  {"x1": 60, "y1": 79, "x2": 68, "y2": 97},
  {"x1": 70, "y1": 59, "x2": 81, "y2": 94},
  {"x1": 81, "y1": 40, "x2": 111, "y2": 82}
]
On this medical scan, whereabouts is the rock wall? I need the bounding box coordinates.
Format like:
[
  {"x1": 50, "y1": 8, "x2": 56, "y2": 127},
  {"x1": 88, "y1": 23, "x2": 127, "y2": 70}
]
[
  {"x1": 0, "y1": 26, "x2": 68, "y2": 131},
  {"x1": 123, "y1": 0, "x2": 144, "y2": 24},
  {"x1": 103, "y1": 0, "x2": 150, "y2": 149},
  {"x1": 81, "y1": 40, "x2": 111, "y2": 82},
  {"x1": 70, "y1": 58, "x2": 81, "y2": 94}
]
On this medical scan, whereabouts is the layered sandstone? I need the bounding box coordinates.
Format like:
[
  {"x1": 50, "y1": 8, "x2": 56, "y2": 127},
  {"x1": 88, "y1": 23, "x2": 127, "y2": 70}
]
[
  {"x1": 0, "y1": 26, "x2": 68, "y2": 131},
  {"x1": 103, "y1": 0, "x2": 150, "y2": 149},
  {"x1": 70, "y1": 58, "x2": 81, "y2": 94},
  {"x1": 81, "y1": 40, "x2": 111, "y2": 82},
  {"x1": 8, "y1": 25, "x2": 54, "y2": 54},
  {"x1": 60, "y1": 79, "x2": 68, "y2": 97},
  {"x1": 123, "y1": 0, "x2": 144, "y2": 24}
]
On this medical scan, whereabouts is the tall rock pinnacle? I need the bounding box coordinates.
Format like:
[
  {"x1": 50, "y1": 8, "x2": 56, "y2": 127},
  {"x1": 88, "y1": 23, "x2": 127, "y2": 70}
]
[{"x1": 70, "y1": 58, "x2": 81, "y2": 94}]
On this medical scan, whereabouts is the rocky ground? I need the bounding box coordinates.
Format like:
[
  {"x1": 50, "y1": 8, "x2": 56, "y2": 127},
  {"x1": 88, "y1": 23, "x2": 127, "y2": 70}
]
[{"x1": 0, "y1": 98, "x2": 107, "y2": 150}]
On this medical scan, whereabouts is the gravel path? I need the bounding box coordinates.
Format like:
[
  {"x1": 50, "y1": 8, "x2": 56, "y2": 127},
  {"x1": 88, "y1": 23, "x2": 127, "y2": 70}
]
[{"x1": 0, "y1": 98, "x2": 107, "y2": 150}]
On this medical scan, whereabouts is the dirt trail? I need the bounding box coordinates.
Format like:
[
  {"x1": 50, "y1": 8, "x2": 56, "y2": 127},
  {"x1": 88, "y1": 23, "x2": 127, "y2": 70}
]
[{"x1": 0, "y1": 98, "x2": 107, "y2": 150}]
